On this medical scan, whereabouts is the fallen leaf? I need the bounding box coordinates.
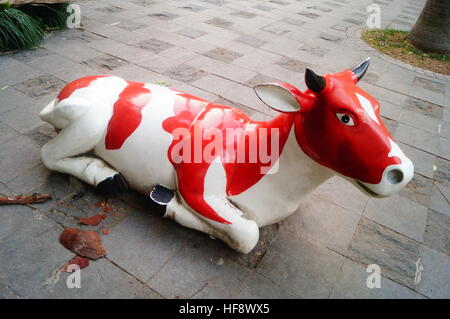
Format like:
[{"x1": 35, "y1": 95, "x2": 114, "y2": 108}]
[
  {"x1": 95, "y1": 199, "x2": 110, "y2": 212},
  {"x1": 59, "y1": 228, "x2": 106, "y2": 259},
  {"x1": 102, "y1": 228, "x2": 109, "y2": 235},
  {"x1": 77, "y1": 214, "x2": 107, "y2": 226},
  {"x1": 62, "y1": 256, "x2": 90, "y2": 272}
]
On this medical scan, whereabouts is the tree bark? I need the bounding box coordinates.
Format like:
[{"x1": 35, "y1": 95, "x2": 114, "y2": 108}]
[{"x1": 407, "y1": 0, "x2": 450, "y2": 54}]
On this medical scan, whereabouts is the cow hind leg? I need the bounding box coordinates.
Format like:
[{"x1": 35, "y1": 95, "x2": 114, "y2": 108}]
[
  {"x1": 150, "y1": 185, "x2": 258, "y2": 253},
  {"x1": 41, "y1": 118, "x2": 127, "y2": 194}
]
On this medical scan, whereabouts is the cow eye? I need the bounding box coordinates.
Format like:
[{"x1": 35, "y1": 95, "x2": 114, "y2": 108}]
[{"x1": 336, "y1": 113, "x2": 354, "y2": 126}]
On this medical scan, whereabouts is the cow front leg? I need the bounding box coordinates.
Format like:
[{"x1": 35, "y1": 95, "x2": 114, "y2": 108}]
[
  {"x1": 150, "y1": 185, "x2": 259, "y2": 254},
  {"x1": 41, "y1": 120, "x2": 127, "y2": 194}
]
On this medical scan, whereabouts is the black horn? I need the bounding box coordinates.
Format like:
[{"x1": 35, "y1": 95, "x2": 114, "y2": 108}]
[
  {"x1": 305, "y1": 68, "x2": 326, "y2": 93},
  {"x1": 351, "y1": 57, "x2": 371, "y2": 82}
]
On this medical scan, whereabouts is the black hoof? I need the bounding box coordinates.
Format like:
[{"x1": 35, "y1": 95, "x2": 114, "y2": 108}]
[
  {"x1": 149, "y1": 185, "x2": 175, "y2": 216},
  {"x1": 97, "y1": 174, "x2": 128, "y2": 195}
]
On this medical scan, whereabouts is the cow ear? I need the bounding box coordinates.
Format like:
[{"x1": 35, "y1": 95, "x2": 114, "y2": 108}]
[
  {"x1": 254, "y1": 83, "x2": 300, "y2": 113},
  {"x1": 254, "y1": 82, "x2": 315, "y2": 113}
]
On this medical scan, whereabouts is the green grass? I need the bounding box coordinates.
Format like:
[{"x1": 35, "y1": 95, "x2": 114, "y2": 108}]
[
  {"x1": 0, "y1": 2, "x2": 70, "y2": 52},
  {"x1": 363, "y1": 29, "x2": 448, "y2": 62},
  {"x1": 0, "y1": 7, "x2": 44, "y2": 51}
]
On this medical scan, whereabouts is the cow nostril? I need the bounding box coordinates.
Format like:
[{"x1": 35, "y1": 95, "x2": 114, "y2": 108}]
[{"x1": 386, "y1": 169, "x2": 404, "y2": 184}]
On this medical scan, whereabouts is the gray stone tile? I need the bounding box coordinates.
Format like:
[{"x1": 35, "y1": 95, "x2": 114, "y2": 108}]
[
  {"x1": 433, "y1": 157, "x2": 450, "y2": 200},
  {"x1": 0, "y1": 86, "x2": 33, "y2": 114},
  {"x1": 330, "y1": 24, "x2": 349, "y2": 32},
  {"x1": 398, "y1": 142, "x2": 435, "y2": 179},
  {"x1": 24, "y1": 123, "x2": 57, "y2": 147},
  {"x1": 348, "y1": 217, "x2": 421, "y2": 289},
  {"x1": 283, "y1": 193, "x2": 361, "y2": 254},
  {"x1": 0, "y1": 281, "x2": 20, "y2": 299},
  {"x1": 95, "y1": 5, "x2": 125, "y2": 14},
  {"x1": 298, "y1": 11, "x2": 321, "y2": 19},
  {"x1": 205, "y1": 17, "x2": 234, "y2": 29},
  {"x1": 319, "y1": 33, "x2": 343, "y2": 42},
  {"x1": 0, "y1": 122, "x2": 19, "y2": 145},
  {"x1": 29, "y1": 173, "x2": 87, "y2": 211},
  {"x1": 438, "y1": 137, "x2": 450, "y2": 160},
  {"x1": 399, "y1": 108, "x2": 441, "y2": 135},
  {"x1": 298, "y1": 44, "x2": 329, "y2": 57},
  {"x1": 261, "y1": 24, "x2": 290, "y2": 36},
  {"x1": 175, "y1": 28, "x2": 207, "y2": 39},
  {"x1": 0, "y1": 221, "x2": 74, "y2": 298},
  {"x1": 203, "y1": 47, "x2": 242, "y2": 63},
  {"x1": 382, "y1": 117, "x2": 399, "y2": 135},
  {"x1": 213, "y1": 223, "x2": 281, "y2": 269},
  {"x1": 0, "y1": 203, "x2": 54, "y2": 241},
  {"x1": 399, "y1": 174, "x2": 433, "y2": 207},
  {"x1": 136, "y1": 38, "x2": 174, "y2": 54},
  {"x1": 134, "y1": 285, "x2": 164, "y2": 299},
  {"x1": 277, "y1": 57, "x2": 308, "y2": 72},
  {"x1": 415, "y1": 246, "x2": 450, "y2": 298},
  {"x1": 0, "y1": 96, "x2": 49, "y2": 134},
  {"x1": 312, "y1": 176, "x2": 369, "y2": 214},
  {"x1": 10, "y1": 47, "x2": 52, "y2": 63},
  {"x1": 235, "y1": 35, "x2": 267, "y2": 48},
  {"x1": 230, "y1": 10, "x2": 257, "y2": 18},
  {"x1": 364, "y1": 195, "x2": 428, "y2": 242},
  {"x1": 343, "y1": 17, "x2": 364, "y2": 25},
  {"x1": 149, "y1": 238, "x2": 251, "y2": 299},
  {"x1": 257, "y1": 231, "x2": 345, "y2": 298},
  {"x1": 116, "y1": 20, "x2": 147, "y2": 31},
  {"x1": 103, "y1": 210, "x2": 192, "y2": 283},
  {"x1": 234, "y1": 272, "x2": 297, "y2": 298},
  {"x1": 284, "y1": 18, "x2": 306, "y2": 27},
  {"x1": 394, "y1": 123, "x2": 438, "y2": 155},
  {"x1": 165, "y1": 64, "x2": 208, "y2": 83},
  {"x1": 0, "y1": 59, "x2": 44, "y2": 87},
  {"x1": 440, "y1": 121, "x2": 450, "y2": 140},
  {"x1": 403, "y1": 96, "x2": 442, "y2": 120},
  {"x1": 412, "y1": 76, "x2": 446, "y2": 94},
  {"x1": 82, "y1": 54, "x2": 129, "y2": 72},
  {"x1": 253, "y1": 4, "x2": 276, "y2": 12},
  {"x1": 178, "y1": 3, "x2": 207, "y2": 12},
  {"x1": 245, "y1": 73, "x2": 280, "y2": 87},
  {"x1": 331, "y1": 259, "x2": 424, "y2": 299},
  {"x1": 6, "y1": 164, "x2": 51, "y2": 195},
  {"x1": 0, "y1": 135, "x2": 41, "y2": 183},
  {"x1": 423, "y1": 209, "x2": 450, "y2": 256},
  {"x1": 308, "y1": 5, "x2": 333, "y2": 12},
  {"x1": 269, "y1": 0, "x2": 290, "y2": 5},
  {"x1": 13, "y1": 75, "x2": 66, "y2": 98}
]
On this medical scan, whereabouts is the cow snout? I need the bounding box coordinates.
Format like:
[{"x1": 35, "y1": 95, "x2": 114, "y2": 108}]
[
  {"x1": 386, "y1": 168, "x2": 404, "y2": 184},
  {"x1": 355, "y1": 157, "x2": 414, "y2": 198}
]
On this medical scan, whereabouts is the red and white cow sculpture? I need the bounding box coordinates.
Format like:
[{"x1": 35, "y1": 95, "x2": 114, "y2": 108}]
[{"x1": 40, "y1": 58, "x2": 413, "y2": 253}]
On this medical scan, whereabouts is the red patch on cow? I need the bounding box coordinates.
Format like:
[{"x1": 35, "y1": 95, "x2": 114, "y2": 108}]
[
  {"x1": 163, "y1": 93, "x2": 294, "y2": 224},
  {"x1": 57, "y1": 75, "x2": 108, "y2": 101},
  {"x1": 62, "y1": 256, "x2": 90, "y2": 272},
  {"x1": 105, "y1": 81, "x2": 152, "y2": 150},
  {"x1": 77, "y1": 214, "x2": 107, "y2": 226}
]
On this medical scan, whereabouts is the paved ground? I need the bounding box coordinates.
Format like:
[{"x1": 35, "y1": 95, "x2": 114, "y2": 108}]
[{"x1": 0, "y1": 0, "x2": 449, "y2": 299}]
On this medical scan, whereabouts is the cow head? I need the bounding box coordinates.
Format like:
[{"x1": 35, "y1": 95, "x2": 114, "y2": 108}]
[{"x1": 254, "y1": 58, "x2": 413, "y2": 197}]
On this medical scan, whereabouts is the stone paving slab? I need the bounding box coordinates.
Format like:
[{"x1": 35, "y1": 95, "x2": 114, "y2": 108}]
[{"x1": 0, "y1": 0, "x2": 449, "y2": 299}]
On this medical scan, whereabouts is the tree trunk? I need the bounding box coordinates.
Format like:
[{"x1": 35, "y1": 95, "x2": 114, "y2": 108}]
[{"x1": 407, "y1": 0, "x2": 450, "y2": 54}]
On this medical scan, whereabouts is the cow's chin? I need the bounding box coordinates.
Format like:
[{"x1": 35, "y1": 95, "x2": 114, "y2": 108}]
[{"x1": 351, "y1": 161, "x2": 414, "y2": 198}]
